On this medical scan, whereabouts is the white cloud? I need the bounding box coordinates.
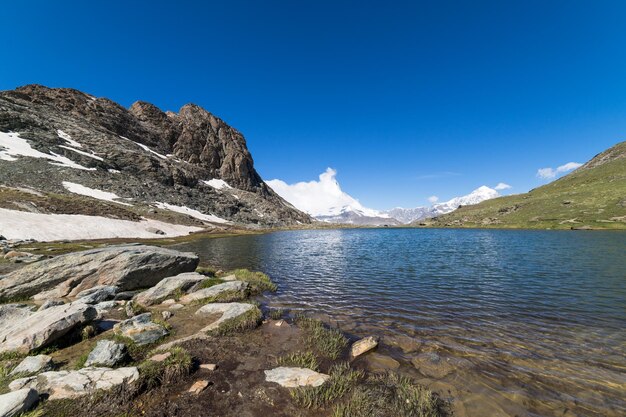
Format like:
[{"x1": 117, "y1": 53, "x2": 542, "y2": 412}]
[
  {"x1": 494, "y1": 182, "x2": 512, "y2": 190},
  {"x1": 427, "y1": 195, "x2": 439, "y2": 203},
  {"x1": 536, "y1": 162, "x2": 582, "y2": 180},
  {"x1": 266, "y1": 168, "x2": 380, "y2": 217}
]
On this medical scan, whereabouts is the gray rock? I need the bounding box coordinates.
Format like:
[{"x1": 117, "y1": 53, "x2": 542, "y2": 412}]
[
  {"x1": 146, "y1": 227, "x2": 165, "y2": 235},
  {"x1": 114, "y1": 313, "x2": 168, "y2": 345},
  {"x1": 37, "y1": 299, "x2": 65, "y2": 311},
  {"x1": 0, "y1": 388, "x2": 39, "y2": 417},
  {"x1": 84, "y1": 340, "x2": 127, "y2": 367},
  {"x1": 133, "y1": 272, "x2": 205, "y2": 306},
  {"x1": 114, "y1": 291, "x2": 138, "y2": 301},
  {"x1": 94, "y1": 300, "x2": 118, "y2": 316},
  {"x1": 350, "y1": 336, "x2": 378, "y2": 358},
  {"x1": 179, "y1": 281, "x2": 247, "y2": 304},
  {"x1": 0, "y1": 301, "x2": 97, "y2": 353},
  {"x1": 9, "y1": 367, "x2": 139, "y2": 400},
  {"x1": 410, "y1": 352, "x2": 472, "y2": 379},
  {"x1": 264, "y1": 367, "x2": 329, "y2": 387},
  {"x1": 195, "y1": 302, "x2": 257, "y2": 332},
  {"x1": 10, "y1": 355, "x2": 53, "y2": 376},
  {"x1": 161, "y1": 311, "x2": 173, "y2": 320},
  {"x1": 0, "y1": 304, "x2": 33, "y2": 323},
  {"x1": 0, "y1": 245, "x2": 199, "y2": 301},
  {"x1": 76, "y1": 285, "x2": 118, "y2": 304}
]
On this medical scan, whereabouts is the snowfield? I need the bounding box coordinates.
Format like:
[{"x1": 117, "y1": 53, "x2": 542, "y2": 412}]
[
  {"x1": 154, "y1": 202, "x2": 229, "y2": 224},
  {"x1": 203, "y1": 179, "x2": 232, "y2": 190},
  {"x1": 57, "y1": 130, "x2": 83, "y2": 148},
  {"x1": 0, "y1": 208, "x2": 202, "y2": 241},
  {"x1": 0, "y1": 131, "x2": 96, "y2": 170},
  {"x1": 62, "y1": 182, "x2": 132, "y2": 206}
]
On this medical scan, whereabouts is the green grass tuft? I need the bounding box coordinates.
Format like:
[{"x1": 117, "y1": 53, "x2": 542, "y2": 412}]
[
  {"x1": 296, "y1": 316, "x2": 348, "y2": 360},
  {"x1": 291, "y1": 362, "x2": 364, "y2": 409},
  {"x1": 198, "y1": 277, "x2": 225, "y2": 289},
  {"x1": 74, "y1": 352, "x2": 89, "y2": 370},
  {"x1": 209, "y1": 306, "x2": 262, "y2": 335},
  {"x1": 229, "y1": 268, "x2": 278, "y2": 293},
  {"x1": 276, "y1": 350, "x2": 319, "y2": 371},
  {"x1": 138, "y1": 347, "x2": 192, "y2": 390},
  {"x1": 268, "y1": 308, "x2": 285, "y2": 320},
  {"x1": 332, "y1": 372, "x2": 448, "y2": 417}
]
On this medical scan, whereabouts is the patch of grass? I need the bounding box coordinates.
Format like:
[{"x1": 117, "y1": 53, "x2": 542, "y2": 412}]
[
  {"x1": 195, "y1": 266, "x2": 218, "y2": 277},
  {"x1": 0, "y1": 351, "x2": 26, "y2": 361},
  {"x1": 74, "y1": 352, "x2": 89, "y2": 370},
  {"x1": 229, "y1": 268, "x2": 278, "y2": 293},
  {"x1": 171, "y1": 287, "x2": 184, "y2": 302},
  {"x1": 291, "y1": 362, "x2": 364, "y2": 409},
  {"x1": 269, "y1": 308, "x2": 284, "y2": 320},
  {"x1": 153, "y1": 318, "x2": 173, "y2": 331},
  {"x1": 332, "y1": 372, "x2": 448, "y2": 417},
  {"x1": 195, "y1": 289, "x2": 248, "y2": 305},
  {"x1": 198, "y1": 277, "x2": 225, "y2": 289},
  {"x1": 125, "y1": 301, "x2": 148, "y2": 318},
  {"x1": 81, "y1": 324, "x2": 96, "y2": 341},
  {"x1": 276, "y1": 351, "x2": 319, "y2": 371},
  {"x1": 138, "y1": 347, "x2": 192, "y2": 390},
  {"x1": 17, "y1": 407, "x2": 45, "y2": 417},
  {"x1": 296, "y1": 316, "x2": 348, "y2": 360},
  {"x1": 209, "y1": 305, "x2": 262, "y2": 335},
  {"x1": 106, "y1": 334, "x2": 150, "y2": 360}
]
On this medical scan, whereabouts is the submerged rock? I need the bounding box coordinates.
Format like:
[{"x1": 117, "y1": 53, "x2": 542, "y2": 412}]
[
  {"x1": 179, "y1": 281, "x2": 248, "y2": 304},
  {"x1": 350, "y1": 336, "x2": 378, "y2": 358},
  {"x1": 133, "y1": 272, "x2": 205, "y2": 306},
  {"x1": 10, "y1": 355, "x2": 54, "y2": 376},
  {"x1": 0, "y1": 388, "x2": 39, "y2": 417},
  {"x1": 0, "y1": 245, "x2": 199, "y2": 301},
  {"x1": 195, "y1": 302, "x2": 256, "y2": 332},
  {"x1": 114, "y1": 313, "x2": 168, "y2": 345},
  {"x1": 264, "y1": 367, "x2": 329, "y2": 387},
  {"x1": 84, "y1": 340, "x2": 128, "y2": 367},
  {"x1": 9, "y1": 367, "x2": 139, "y2": 400},
  {"x1": 0, "y1": 302, "x2": 97, "y2": 353},
  {"x1": 410, "y1": 352, "x2": 472, "y2": 379}
]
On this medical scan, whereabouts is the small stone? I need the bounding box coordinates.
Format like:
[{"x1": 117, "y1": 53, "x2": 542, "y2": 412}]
[
  {"x1": 169, "y1": 303, "x2": 184, "y2": 310},
  {"x1": 264, "y1": 367, "x2": 330, "y2": 387},
  {"x1": 114, "y1": 313, "x2": 169, "y2": 345},
  {"x1": 275, "y1": 319, "x2": 286, "y2": 327},
  {"x1": 149, "y1": 352, "x2": 172, "y2": 362},
  {"x1": 200, "y1": 364, "x2": 217, "y2": 371},
  {"x1": 162, "y1": 311, "x2": 173, "y2": 320},
  {"x1": 161, "y1": 299, "x2": 176, "y2": 305},
  {"x1": 10, "y1": 355, "x2": 53, "y2": 376},
  {"x1": 350, "y1": 336, "x2": 378, "y2": 358},
  {"x1": 188, "y1": 379, "x2": 210, "y2": 394}
]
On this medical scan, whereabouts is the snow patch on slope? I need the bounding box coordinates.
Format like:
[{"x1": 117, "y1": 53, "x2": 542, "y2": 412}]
[
  {"x1": 154, "y1": 202, "x2": 229, "y2": 224},
  {"x1": 0, "y1": 208, "x2": 201, "y2": 241},
  {"x1": 0, "y1": 131, "x2": 96, "y2": 170},
  {"x1": 62, "y1": 181, "x2": 132, "y2": 206},
  {"x1": 57, "y1": 130, "x2": 82, "y2": 148},
  {"x1": 203, "y1": 179, "x2": 232, "y2": 190},
  {"x1": 59, "y1": 145, "x2": 104, "y2": 161}
]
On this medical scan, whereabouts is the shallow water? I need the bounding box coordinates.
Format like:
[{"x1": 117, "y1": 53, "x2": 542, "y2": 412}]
[{"x1": 176, "y1": 228, "x2": 626, "y2": 417}]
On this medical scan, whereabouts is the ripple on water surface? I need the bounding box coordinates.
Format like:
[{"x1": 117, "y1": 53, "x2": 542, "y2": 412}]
[{"x1": 176, "y1": 228, "x2": 626, "y2": 417}]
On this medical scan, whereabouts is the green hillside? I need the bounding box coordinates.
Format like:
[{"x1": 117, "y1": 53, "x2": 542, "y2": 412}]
[{"x1": 418, "y1": 141, "x2": 626, "y2": 230}]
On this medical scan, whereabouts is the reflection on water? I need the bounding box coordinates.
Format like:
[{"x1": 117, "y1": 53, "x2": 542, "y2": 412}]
[{"x1": 176, "y1": 229, "x2": 626, "y2": 417}]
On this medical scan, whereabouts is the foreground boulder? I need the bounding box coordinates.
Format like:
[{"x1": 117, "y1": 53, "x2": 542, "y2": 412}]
[
  {"x1": 10, "y1": 355, "x2": 54, "y2": 376},
  {"x1": 133, "y1": 272, "x2": 205, "y2": 306},
  {"x1": 9, "y1": 367, "x2": 139, "y2": 400},
  {"x1": 195, "y1": 302, "x2": 256, "y2": 332},
  {"x1": 0, "y1": 245, "x2": 199, "y2": 301},
  {"x1": 114, "y1": 313, "x2": 169, "y2": 345},
  {"x1": 84, "y1": 340, "x2": 128, "y2": 367},
  {"x1": 264, "y1": 367, "x2": 330, "y2": 387},
  {"x1": 179, "y1": 281, "x2": 248, "y2": 304},
  {"x1": 0, "y1": 388, "x2": 39, "y2": 417},
  {"x1": 75, "y1": 285, "x2": 118, "y2": 304},
  {"x1": 0, "y1": 302, "x2": 97, "y2": 353}
]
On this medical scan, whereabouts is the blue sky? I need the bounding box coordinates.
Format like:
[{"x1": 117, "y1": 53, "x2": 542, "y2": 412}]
[{"x1": 2, "y1": 1, "x2": 626, "y2": 210}]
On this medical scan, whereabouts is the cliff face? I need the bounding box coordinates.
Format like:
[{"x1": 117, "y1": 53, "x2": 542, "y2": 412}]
[{"x1": 0, "y1": 84, "x2": 310, "y2": 227}]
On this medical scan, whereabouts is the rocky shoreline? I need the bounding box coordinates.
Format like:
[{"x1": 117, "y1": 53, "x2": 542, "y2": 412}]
[{"x1": 0, "y1": 243, "x2": 449, "y2": 417}]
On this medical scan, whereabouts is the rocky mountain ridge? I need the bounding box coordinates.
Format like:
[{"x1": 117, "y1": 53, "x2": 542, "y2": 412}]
[{"x1": 0, "y1": 85, "x2": 310, "y2": 239}]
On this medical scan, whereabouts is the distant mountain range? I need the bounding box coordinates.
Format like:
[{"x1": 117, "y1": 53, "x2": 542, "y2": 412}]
[
  {"x1": 420, "y1": 141, "x2": 626, "y2": 229},
  {"x1": 309, "y1": 185, "x2": 501, "y2": 226}
]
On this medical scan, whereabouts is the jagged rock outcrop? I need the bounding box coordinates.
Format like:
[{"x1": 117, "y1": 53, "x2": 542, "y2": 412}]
[{"x1": 0, "y1": 84, "x2": 310, "y2": 230}]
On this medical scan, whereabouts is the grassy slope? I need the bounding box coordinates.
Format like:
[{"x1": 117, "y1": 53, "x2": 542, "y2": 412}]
[{"x1": 419, "y1": 141, "x2": 626, "y2": 230}]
